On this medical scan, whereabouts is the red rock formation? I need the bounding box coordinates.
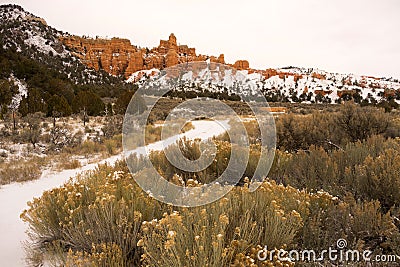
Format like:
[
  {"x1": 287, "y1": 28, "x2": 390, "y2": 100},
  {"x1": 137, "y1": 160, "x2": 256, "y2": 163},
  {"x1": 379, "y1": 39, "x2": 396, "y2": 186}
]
[
  {"x1": 125, "y1": 50, "x2": 144, "y2": 76},
  {"x1": 365, "y1": 76, "x2": 381, "y2": 81},
  {"x1": 359, "y1": 78, "x2": 368, "y2": 88},
  {"x1": 60, "y1": 36, "x2": 136, "y2": 76},
  {"x1": 60, "y1": 33, "x2": 252, "y2": 78},
  {"x1": 218, "y1": 54, "x2": 225, "y2": 64},
  {"x1": 166, "y1": 49, "x2": 179, "y2": 67},
  {"x1": 369, "y1": 82, "x2": 381, "y2": 89},
  {"x1": 311, "y1": 72, "x2": 326, "y2": 80},
  {"x1": 337, "y1": 90, "x2": 357, "y2": 98},
  {"x1": 384, "y1": 89, "x2": 396, "y2": 97},
  {"x1": 234, "y1": 60, "x2": 250, "y2": 70},
  {"x1": 314, "y1": 89, "x2": 332, "y2": 96},
  {"x1": 264, "y1": 69, "x2": 278, "y2": 79},
  {"x1": 293, "y1": 74, "x2": 303, "y2": 82}
]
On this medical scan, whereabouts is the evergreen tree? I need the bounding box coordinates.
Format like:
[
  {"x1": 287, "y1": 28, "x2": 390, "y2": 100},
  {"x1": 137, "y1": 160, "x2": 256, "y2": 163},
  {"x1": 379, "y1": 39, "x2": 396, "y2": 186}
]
[
  {"x1": 73, "y1": 91, "x2": 105, "y2": 116},
  {"x1": 47, "y1": 94, "x2": 72, "y2": 117},
  {"x1": 0, "y1": 79, "x2": 18, "y2": 118},
  {"x1": 115, "y1": 90, "x2": 147, "y2": 115},
  {"x1": 18, "y1": 87, "x2": 46, "y2": 116}
]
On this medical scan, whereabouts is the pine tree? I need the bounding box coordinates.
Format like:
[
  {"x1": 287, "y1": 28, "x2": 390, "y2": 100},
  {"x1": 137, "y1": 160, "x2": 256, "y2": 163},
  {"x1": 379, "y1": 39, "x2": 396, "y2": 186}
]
[
  {"x1": 73, "y1": 91, "x2": 105, "y2": 116},
  {"x1": 19, "y1": 87, "x2": 47, "y2": 116},
  {"x1": 0, "y1": 79, "x2": 18, "y2": 118},
  {"x1": 115, "y1": 90, "x2": 147, "y2": 115},
  {"x1": 47, "y1": 94, "x2": 72, "y2": 117}
]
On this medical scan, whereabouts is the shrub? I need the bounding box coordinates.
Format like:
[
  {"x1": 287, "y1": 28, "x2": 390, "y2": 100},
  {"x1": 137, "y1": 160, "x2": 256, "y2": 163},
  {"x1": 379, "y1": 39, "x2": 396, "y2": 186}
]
[
  {"x1": 56, "y1": 158, "x2": 81, "y2": 170},
  {"x1": 0, "y1": 156, "x2": 44, "y2": 184},
  {"x1": 22, "y1": 160, "x2": 400, "y2": 266},
  {"x1": 104, "y1": 139, "x2": 118, "y2": 155},
  {"x1": 21, "y1": 164, "x2": 166, "y2": 266},
  {"x1": 269, "y1": 135, "x2": 400, "y2": 209},
  {"x1": 336, "y1": 103, "x2": 390, "y2": 142}
]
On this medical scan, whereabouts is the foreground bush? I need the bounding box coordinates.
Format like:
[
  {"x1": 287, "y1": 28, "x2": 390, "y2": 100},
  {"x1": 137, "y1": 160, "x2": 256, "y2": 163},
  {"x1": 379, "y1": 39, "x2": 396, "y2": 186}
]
[
  {"x1": 21, "y1": 164, "x2": 166, "y2": 266},
  {"x1": 139, "y1": 180, "x2": 305, "y2": 267},
  {"x1": 21, "y1": 160, "x2": 400, "y2": 266},
  {"x1": 270, "y1": 135, "x2": 400, "y2": 212}
]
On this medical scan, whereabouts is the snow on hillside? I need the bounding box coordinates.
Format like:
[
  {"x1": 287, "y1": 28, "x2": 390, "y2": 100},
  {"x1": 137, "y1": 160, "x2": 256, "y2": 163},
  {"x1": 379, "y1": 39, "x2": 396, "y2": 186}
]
[
  {"x1": 0, "y1": 5, "x2": 68, "y2": 57},
  {"x1": 0, "y1": 4, "x2": 123, "y2": 85},
  {"x1": 8, "y1": 75, "x2": 27, "y2": 109},
  {"x1": 1, "y1": 4, "x2": 399, "y2": 104},
  {"x1": 23, "y1": 33, "x2": 68, "y2": 57},
  {"x1": 126, "y1": 68, "x2": 161, "y2": 83},
  {"x1": 127, "y1": 64, "x2": 400, "y2": 104}
]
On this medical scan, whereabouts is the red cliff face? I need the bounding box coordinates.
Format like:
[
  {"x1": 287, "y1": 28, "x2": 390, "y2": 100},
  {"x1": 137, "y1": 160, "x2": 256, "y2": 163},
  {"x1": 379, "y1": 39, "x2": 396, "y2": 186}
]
[
  {"x1": 60, "y1": 36, "x2": 137, "y2": 76},
  {"x1": 60, "y1": 33, "x2": 236, "y2": 78},
  {"x1": 234, "y1": 60, "x2": 249, "y2": 70}
]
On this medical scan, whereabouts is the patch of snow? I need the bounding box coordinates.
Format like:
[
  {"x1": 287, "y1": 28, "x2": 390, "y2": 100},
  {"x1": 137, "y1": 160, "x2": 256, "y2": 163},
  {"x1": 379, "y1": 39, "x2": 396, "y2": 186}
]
[
  {"x1": 9, "y1": 75, "x2": 27, "y2": 109},
  {"x1": 24, "y1": 34, "x2": 67, "y2": 57},
  {"x1": 126, "y1": 68, "x2": 160, "y2": 83}
]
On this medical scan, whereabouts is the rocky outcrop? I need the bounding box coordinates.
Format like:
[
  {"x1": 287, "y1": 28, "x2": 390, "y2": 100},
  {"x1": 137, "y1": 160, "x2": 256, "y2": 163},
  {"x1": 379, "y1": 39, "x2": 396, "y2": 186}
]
[
  {"x1": 24, "y1": 15, "x2": 47, "y2": 26},
  {"x1": 337, "y1": 89, "x2": 357, "y2": 98},
  {"x1": 125, "y1": 50, "x2": 144, "y2": 76},
  {"x1": 60, "y1": 33, "x2": 252, "y2": 78},
  {"x1": 234, "y1": 60, "x2": 249, "y2": 70},
  {"x1": 165, "y1": 48, "x2": 179, "y2": 67},
  {"x1": 311, "y1": 72, "x2": 326, "y2": 80},
  {"x1": 314, "y1": 89, "x2": 332, "y2": 96},
  {"x1": 60, "y1": 36, "x2": 137, "y2": 76}
]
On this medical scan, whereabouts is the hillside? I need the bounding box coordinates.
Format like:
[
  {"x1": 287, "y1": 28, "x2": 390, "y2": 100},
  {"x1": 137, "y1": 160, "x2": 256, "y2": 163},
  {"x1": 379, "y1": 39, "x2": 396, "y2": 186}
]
[
  {"x1": 0, "y1": 5, "x2": 126, "y2": 85},
  {"x1": 1, "y1": 4, "x2": 400, "y2": 115},
  {"x1": 56, "y1": 13, "x2": 400, "y2": 106},
  {"x1": 0, "y1": 4, "x2": 136, "y2": 118}
]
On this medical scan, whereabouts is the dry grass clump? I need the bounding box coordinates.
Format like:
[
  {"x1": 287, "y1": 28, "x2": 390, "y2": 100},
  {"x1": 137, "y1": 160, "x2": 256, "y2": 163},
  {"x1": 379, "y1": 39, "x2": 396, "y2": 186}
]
[
  {"x1": 0, "y1": 156, "x2": 44, "y2": 184},
  {"x1": 65, "y1": 242, "x2": 126, "y2": 267},
  {"x1": 55, "y1": 158, "x2": 81, "y2": 171}
]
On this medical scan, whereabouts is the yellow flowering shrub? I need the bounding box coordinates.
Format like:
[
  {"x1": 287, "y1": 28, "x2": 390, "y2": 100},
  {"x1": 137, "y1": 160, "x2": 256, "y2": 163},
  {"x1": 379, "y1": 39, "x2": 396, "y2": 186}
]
[
  {"x1": 21, "y1": 163, "x2": 167, "y2": 266},
  {"x1": 139, "y1": 180, "x2": 307, "y2": 267},
  {"x1": 21, "y1": 148, "x2": 400, "y2": 266}
]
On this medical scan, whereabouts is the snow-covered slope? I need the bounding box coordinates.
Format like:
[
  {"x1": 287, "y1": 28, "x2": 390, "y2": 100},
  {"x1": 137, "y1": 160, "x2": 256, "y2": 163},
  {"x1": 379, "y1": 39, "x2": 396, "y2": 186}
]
[
  {"x1": 0, "y1": 5, "x2": 65, "y2": 57},
  {"x1": 128, "y1": 64, "x2": 400, "y2": 104},
  {"x1": 0, "y1": 4, "x2": 122, "y2": 85},
  {"x1": 1, "y1": 4, "x2": 399, "y2": 104},
  {"x1": 8, "y1": 75, "x2": 27, "y2": 109}
]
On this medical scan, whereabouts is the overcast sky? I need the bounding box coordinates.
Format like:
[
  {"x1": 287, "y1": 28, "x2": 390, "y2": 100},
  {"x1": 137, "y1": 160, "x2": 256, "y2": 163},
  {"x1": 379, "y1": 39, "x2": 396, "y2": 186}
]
[{"x1": 2, "y1": 0, "x2": 400, "y2": 78}]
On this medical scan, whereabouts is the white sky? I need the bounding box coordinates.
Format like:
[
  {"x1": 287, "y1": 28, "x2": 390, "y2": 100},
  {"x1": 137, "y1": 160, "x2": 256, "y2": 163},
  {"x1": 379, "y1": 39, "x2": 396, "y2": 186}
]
[{"x1": 2, "y1": 0, "x2": 400, "y2": 78}]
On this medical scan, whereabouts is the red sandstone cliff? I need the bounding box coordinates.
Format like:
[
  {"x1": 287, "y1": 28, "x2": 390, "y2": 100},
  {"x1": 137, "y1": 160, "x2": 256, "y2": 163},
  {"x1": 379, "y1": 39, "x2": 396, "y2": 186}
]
[
  {"x1": 60, "y1": 33, "x2": 230, "y2": 78},
  {"x1": 60, "y1": 33, "x2": 309, "y2": 83}
]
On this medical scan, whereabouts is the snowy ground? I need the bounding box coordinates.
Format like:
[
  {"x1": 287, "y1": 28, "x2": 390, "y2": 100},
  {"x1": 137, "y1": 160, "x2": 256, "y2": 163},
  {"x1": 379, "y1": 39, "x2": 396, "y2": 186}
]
[{"x1": 0, "y1": 120, "x2": 228, "y2": 266}]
